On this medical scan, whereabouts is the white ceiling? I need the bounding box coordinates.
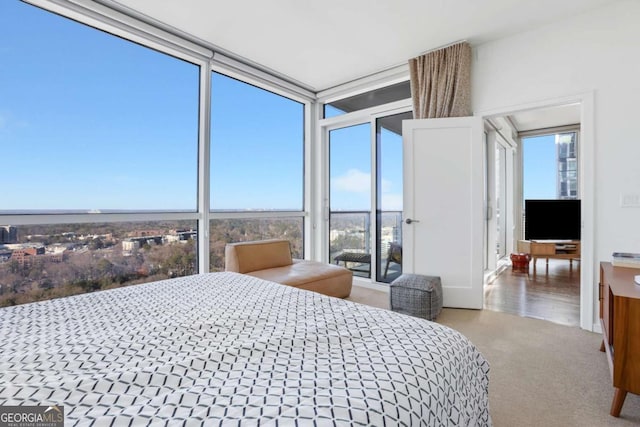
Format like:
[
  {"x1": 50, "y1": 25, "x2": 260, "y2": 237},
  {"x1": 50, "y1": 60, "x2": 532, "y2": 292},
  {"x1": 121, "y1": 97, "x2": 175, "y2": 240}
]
[
  {"x1": 110, "y1": 0, "x2": 620, "y2": 91},
  {"x1": 508, "y1": 103, "x2": 581, "y2": 132}
]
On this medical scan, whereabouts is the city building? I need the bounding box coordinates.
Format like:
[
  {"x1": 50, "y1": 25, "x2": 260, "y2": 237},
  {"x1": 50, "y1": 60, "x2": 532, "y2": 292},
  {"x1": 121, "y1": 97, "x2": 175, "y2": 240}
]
[
  {"x1": 9, "y1": 246, "x2": 64, "y2": 267},
  {"x1": 0, "y1": 226, "x2": 17, "y2": 244},
  {"x1": 164, "y1": 230, "x2": 197, "y2": 243},
  {"x1": 0, "y1": 250, "x2": 12, "y2": 262},
  {"x1": 122, "y1": 239, "x2": 141, "y2": 251},
  {"x1": 556, "y1": 133, "x2": 578, "y2": 199}
]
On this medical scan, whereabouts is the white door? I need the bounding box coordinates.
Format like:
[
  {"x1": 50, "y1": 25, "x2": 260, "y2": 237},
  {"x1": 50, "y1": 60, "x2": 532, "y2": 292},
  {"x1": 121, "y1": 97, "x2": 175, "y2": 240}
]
[{"x1": 402, "y1": 117, "x2": 484, "y2": 309}]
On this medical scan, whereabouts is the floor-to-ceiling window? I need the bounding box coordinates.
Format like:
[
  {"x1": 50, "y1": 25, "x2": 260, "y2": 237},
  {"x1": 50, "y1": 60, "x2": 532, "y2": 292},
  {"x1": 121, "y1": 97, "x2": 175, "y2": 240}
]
[
  {"x1": 0, "y1": 2, "x2": 308, "y2": 307},
  {"x1": 209, "y1": 72, "x2": 305, "y2": 270},
  {"x1": 0, "y1": 1, "x2": 200, "y2": 307}
]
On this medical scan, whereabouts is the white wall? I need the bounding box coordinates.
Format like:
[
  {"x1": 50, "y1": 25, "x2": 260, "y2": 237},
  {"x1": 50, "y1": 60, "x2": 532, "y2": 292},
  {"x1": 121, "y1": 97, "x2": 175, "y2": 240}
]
[{"x1": 472, "y1": 0, "x2": 640, "y2": 323}]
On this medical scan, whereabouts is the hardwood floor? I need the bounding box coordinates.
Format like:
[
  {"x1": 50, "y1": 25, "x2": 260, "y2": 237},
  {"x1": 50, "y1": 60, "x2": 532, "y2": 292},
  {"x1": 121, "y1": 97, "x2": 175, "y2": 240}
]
[{"x1": 484, "y1": 258, "x2": 580, "y2": 327}]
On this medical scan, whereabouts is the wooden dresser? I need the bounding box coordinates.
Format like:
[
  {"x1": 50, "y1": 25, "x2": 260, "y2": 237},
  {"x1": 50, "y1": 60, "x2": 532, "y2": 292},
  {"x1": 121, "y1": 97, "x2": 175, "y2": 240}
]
[{"x1": 599, "y1": 262, "x2": 640, "y2": 417}]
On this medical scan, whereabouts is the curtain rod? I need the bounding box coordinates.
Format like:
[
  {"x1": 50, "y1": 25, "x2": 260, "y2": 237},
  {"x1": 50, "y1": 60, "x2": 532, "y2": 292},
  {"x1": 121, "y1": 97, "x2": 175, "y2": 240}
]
[{"x1": 416, "y1": 39, "x2": 469, "y2": 57}]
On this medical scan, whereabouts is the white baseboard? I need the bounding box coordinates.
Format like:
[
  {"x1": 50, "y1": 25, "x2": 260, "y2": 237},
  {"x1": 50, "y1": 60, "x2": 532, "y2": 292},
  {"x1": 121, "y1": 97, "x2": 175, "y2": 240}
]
[
  {"x1": 352, "y1": 278, "x2": 390, "y2": 293},
  {"x1": 592, "y1": 322, "x2": 602, "y2": 334},
  {"x1": 484, "y1": 262, "x2": 510, "y2": 284}
]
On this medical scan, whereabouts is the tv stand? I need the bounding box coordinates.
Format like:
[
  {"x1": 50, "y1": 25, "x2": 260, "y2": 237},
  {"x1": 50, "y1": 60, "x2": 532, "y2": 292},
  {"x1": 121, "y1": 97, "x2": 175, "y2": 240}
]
[{"x1": 517, "y1": 240, "x2": 581, "y2": 275}]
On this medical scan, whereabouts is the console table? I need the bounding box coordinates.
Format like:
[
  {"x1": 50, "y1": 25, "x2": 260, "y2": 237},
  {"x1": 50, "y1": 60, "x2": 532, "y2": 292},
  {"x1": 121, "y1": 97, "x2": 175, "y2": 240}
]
[
  {"x1": 517, "y1": 240, "x2": 580, "y2": 274},
  {"x1": 599, "y1": 262, "x2": 640, "y2": 417}
]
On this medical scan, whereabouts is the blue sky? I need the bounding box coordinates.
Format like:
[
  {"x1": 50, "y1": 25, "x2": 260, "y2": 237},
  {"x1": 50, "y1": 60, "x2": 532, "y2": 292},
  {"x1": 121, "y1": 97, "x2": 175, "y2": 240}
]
[
  {"x1": 330, "y1": 124, "x2": 372, "y2": 211},
  {"x1": 210, "y1": 73, "x2": 303, "y2": 211},
  {"x1": 522, "y1": 135, "x2": 557, "y2": 200},
  {"x1": 329, "y1": 122, "x2": 404, "y2": 211},
  {"x1": 1, "y1": 1, "x2": 199, "y2": 211}
]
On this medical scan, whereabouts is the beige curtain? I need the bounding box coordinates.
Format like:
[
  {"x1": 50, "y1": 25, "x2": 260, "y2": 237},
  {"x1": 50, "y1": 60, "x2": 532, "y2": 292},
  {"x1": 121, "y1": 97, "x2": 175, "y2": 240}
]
[{"x1": 409, "y1": 42, "x2": 472, "y2": 119}]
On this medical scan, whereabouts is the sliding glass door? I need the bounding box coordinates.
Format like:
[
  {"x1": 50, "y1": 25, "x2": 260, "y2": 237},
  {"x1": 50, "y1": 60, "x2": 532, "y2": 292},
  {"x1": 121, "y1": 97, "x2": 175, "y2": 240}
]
[
  {"x1": 329, "y1": 124, "x2": 372, "y2": 278},
  {"x1": 326, "y1": 110, "x2": 409, "y2": 283}
]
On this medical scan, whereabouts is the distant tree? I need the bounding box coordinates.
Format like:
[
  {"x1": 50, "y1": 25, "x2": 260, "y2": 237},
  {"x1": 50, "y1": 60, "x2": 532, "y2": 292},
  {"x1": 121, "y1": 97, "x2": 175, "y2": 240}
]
[
  {"x1": 96, "y1": 258, "x2": 114, "y2": 276},
  {"x1": 8, "y1": 260, "x2": 20, "y2": 274},
  {"x1": 330, "y1": 234, "x2": 364, "y2": 254},
  {"x1": 27, "y1": 263, "x2": 44, "y2": 281},
  {"x1": 148, "y1": 243, "x2": 196, "y2": 278},
  {"x1": 88, "y1": 238, "x2": 104, "y2": 250}
]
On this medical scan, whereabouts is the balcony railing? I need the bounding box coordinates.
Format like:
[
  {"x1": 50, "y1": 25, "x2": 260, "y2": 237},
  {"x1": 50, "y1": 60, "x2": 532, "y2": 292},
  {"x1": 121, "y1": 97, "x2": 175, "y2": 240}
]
[{"x1": 329, "y1": 210, "x2": 402, "y2": 281}]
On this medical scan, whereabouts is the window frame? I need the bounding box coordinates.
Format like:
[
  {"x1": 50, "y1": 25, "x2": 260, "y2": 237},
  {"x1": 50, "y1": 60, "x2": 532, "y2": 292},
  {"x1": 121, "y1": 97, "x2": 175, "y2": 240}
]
[{"x1": 207, "y1": 66, "x2": 311, "y2": 265}]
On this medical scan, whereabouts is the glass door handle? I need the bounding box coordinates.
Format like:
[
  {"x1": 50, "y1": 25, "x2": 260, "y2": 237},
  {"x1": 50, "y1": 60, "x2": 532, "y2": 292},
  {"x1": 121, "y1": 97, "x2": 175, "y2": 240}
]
[{"x1": 405, "y1": 218, "x2": 420, "y2": 224}]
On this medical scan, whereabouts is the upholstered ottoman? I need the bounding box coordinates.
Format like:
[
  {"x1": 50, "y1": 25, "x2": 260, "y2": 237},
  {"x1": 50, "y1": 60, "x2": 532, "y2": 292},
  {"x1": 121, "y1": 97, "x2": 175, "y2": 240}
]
[{"x1": 389, "y1": 274, "x2": 442, "y2": 320}]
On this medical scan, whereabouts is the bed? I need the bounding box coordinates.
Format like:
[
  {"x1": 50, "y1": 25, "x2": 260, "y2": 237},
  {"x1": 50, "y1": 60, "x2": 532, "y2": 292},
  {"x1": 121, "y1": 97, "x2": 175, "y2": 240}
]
[{"x1": 0, "y1": 272, "x2": 492, "y2": 425}]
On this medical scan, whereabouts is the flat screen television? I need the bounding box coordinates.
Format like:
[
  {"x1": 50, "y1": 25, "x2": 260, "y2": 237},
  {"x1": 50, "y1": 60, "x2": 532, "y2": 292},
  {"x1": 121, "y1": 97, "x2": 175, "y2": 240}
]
[{"x1": 524, "y1": 199, "x2": 581, "y2": 241}]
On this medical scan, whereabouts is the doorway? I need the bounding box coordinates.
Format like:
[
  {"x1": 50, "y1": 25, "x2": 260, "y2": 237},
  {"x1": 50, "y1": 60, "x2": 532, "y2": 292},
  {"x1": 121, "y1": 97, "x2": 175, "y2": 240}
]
[
  {"x1": 325, "y1": 109, "x2": 412, "y2": 285},
  {"x1": 483, "y1": 102, "x2": 585, "y2": 327}
]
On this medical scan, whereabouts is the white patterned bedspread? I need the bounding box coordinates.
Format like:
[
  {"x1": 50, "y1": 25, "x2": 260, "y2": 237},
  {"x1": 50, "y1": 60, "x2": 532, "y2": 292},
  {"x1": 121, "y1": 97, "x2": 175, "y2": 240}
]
[{"x1": 0, "y1": 272, "x2": 491, "y2": 426}]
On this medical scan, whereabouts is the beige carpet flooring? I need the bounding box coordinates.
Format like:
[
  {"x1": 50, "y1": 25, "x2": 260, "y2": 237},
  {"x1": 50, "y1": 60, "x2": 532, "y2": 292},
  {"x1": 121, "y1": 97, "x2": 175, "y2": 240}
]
[{"x1": 347, "y1": 285, "x2": 640, "y2": 427}]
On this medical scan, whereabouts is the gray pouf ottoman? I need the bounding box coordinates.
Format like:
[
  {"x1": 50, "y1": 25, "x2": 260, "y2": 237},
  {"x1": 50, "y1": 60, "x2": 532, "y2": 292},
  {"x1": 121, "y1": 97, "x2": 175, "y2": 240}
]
[{"x1": 390, "y1": 274, "x2": 443, "y2": 320}]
